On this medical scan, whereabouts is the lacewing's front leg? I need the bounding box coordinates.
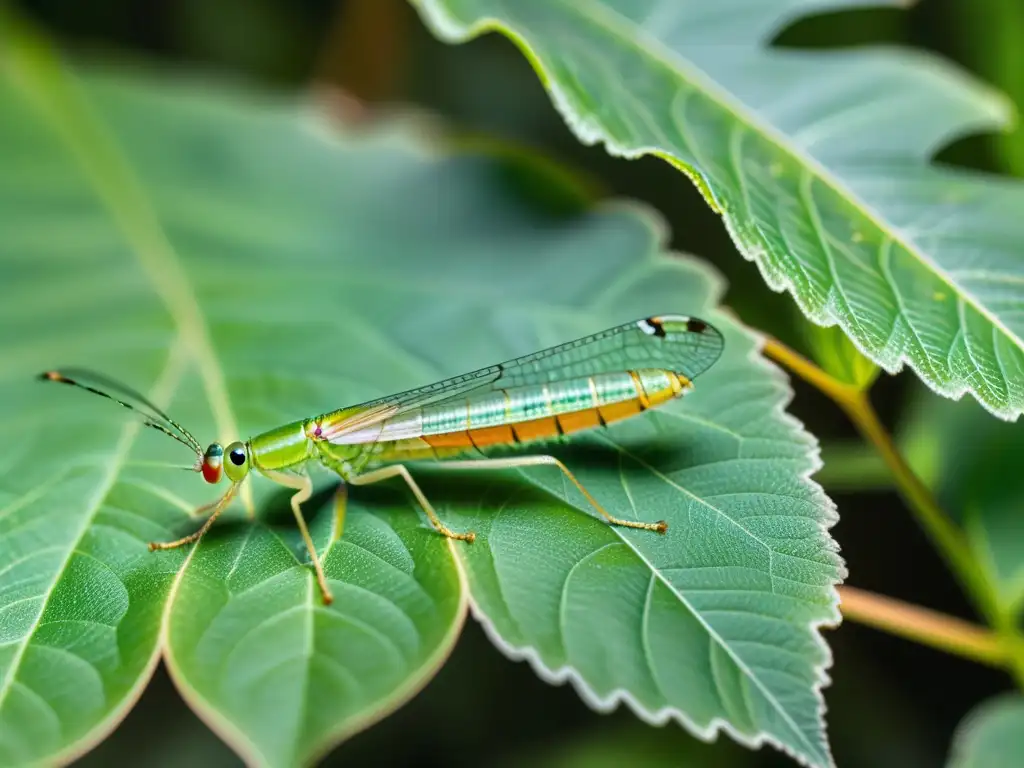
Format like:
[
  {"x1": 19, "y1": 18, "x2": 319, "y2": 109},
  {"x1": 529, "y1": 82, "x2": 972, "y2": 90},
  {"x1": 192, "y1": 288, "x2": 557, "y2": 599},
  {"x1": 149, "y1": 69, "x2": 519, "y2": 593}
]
[
  {"x1": 149, "y1": 482, "x2": 240, "y2": 551},
  {"x1": 261, "y1": 468, "x2": 333, "y2": 605}
]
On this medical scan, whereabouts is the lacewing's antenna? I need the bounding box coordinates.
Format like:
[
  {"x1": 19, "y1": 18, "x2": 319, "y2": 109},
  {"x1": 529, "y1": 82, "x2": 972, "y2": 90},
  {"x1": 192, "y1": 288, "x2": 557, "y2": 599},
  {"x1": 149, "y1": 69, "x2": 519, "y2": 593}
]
[{"x1": 39, "y1": 369, "x2": 203, "y2": 464}]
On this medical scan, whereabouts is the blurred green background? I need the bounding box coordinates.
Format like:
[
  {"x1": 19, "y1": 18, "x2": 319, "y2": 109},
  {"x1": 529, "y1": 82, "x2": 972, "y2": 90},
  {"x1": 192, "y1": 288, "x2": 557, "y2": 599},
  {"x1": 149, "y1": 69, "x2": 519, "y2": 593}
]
[{"x1": 12, "y1": 0, "x2": 1024, "y2": 765}]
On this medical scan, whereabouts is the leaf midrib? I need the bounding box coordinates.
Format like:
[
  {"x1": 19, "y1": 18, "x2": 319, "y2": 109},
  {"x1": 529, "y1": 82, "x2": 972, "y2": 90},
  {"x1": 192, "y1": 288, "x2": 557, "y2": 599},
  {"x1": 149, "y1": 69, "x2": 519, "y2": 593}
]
[
  {"x1": 6, "y1": 37, "x2": 253, "y2": 512},
  {"x1": 498, "y1": 435, "x2": 826, "y2": 765},
  {"x1": 606, "y1": 439, "x2": 823, "y2": 759},
  {"x1": 539, "y1": 0, "x2": 1022, "y2": 354},
  {"x1": 163, "y1": 522, "x2": 471, "y2": 768}
]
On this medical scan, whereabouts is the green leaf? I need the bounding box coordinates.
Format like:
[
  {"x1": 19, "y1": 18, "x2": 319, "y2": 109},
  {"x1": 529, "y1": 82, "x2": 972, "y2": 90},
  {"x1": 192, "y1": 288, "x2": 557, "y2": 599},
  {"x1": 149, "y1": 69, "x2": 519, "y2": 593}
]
[
  {"x1": 411, "y1": 0, "x2": 1024, "y2": 420},
  {"x1": 434, "y1": 273, "x2": 843, "y2": 768},
  {"x1": 948, "y1": 694, "x2": 1024, "y2": 768},
  {"x1": 164, "y1": 501, "x2": 465, "y2": 767},
  {"x1": 0, "y1": 23, "x2": 842, "y2": 768},
  {"x1": 802, "y1": 323, "x2": 879, "y2": 390},
  {"x1": 0, "y1": 27, "x2": 472, "y2": 764}
]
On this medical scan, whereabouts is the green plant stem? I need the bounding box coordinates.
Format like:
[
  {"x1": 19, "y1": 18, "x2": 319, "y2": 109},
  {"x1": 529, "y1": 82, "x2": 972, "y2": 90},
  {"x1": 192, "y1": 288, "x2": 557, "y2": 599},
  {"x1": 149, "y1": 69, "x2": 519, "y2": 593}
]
[
  {"x1": 764, "y1": 337, "x2": 1024, "y2": 686},
  {"x1": 838, "y1": 586, "x2": 1008, "y2": 668}
]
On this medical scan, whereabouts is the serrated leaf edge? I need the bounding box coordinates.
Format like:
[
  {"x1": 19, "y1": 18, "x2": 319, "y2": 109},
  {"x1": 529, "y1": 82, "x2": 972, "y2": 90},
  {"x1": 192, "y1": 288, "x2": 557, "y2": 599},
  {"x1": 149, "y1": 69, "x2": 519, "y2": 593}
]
[
  {"x1": 411, "y1": 0, "x2": 1024, "y2": 422},
  {"x1": 461, "y1": 326, "x2": 842, "y2": 768},
  {"x1": 446, "y1": 212, "x2": 845, "y2": 768}
]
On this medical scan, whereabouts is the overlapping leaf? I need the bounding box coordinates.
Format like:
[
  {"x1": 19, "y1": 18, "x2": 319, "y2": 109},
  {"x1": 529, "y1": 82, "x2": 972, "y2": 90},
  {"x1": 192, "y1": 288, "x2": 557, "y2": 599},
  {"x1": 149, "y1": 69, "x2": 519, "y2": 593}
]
[
  {"x1": 901, "y1": 389, "x2": 1024, "y2": 618},
  {"x1": 948, "y1": 695, "x2": 1024, "y2": 767},
  {"x1": 0, "y1": 23, "x2": 842, "y2": 768},
  {"x1": 412, "y1": 0, "x2": 1024, "y2": 420}
]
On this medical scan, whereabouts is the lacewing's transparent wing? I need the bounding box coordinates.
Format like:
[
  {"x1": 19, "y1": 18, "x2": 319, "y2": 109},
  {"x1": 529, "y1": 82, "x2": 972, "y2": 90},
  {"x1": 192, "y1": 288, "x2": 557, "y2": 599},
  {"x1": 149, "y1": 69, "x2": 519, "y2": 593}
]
[{"x1": 318, "y1": 315, "x2": 723, "y2": 444}]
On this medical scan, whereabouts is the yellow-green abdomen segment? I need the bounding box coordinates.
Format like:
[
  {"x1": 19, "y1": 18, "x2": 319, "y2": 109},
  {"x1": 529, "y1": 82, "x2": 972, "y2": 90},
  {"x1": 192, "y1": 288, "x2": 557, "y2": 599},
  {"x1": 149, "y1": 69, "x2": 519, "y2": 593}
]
[{"x1": 361, "y1": 367, "x2": 688, "y2": 461}]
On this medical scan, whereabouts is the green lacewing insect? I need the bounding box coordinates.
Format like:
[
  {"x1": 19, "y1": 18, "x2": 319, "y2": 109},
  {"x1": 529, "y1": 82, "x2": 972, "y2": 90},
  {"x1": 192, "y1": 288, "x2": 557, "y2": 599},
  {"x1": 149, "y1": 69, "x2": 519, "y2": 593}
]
[{"x1": 41, "y1": 315, "x2": 723, "y2": 604}]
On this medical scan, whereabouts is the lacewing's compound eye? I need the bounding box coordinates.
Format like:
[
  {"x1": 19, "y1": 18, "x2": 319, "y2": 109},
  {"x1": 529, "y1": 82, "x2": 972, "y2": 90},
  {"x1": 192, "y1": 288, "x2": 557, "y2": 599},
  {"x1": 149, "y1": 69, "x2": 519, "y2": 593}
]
[{"x1": 201, "y1": 444, "x2": 224, "y2": 484}]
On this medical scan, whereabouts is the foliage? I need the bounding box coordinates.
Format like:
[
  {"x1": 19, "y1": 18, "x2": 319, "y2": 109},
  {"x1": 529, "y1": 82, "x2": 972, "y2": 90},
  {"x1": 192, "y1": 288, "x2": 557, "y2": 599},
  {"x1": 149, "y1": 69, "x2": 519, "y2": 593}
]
[
  {"x1": 3, "y1": 0, "x2": 1024, "y2": 766},
  {"x1": 411, "y1": 0, "x2": 1024, "y2": 420},
  {"x1": 948, "y1": 694, "x2": 1024, "y2": 768},
  {"x1": 0, "y1": 22, "x2": 841, "y2": 768},
  {"x1": 903, "y1": 390, "x2": 1024, "y2": 624}
]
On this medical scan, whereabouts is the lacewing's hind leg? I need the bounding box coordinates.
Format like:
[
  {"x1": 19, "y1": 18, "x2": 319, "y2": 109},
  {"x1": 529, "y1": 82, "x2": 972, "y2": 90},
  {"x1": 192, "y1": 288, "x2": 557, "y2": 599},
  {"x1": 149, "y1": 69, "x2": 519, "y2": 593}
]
[
  {"x1": 149, "y1": 482, "x2": 240, "y2": 552},
  {"x1": 261, "y1": 469, "x2": 333, "y2": 605},
  {"x1": 347, "y1": 454, "x2": 666, "y2": 541},
  {"x1": 416, "y1": 455, "x2": 668, "y2": 533},
  {"x1": 347, "y1": 464, "x2": 476, "y2": 543}
]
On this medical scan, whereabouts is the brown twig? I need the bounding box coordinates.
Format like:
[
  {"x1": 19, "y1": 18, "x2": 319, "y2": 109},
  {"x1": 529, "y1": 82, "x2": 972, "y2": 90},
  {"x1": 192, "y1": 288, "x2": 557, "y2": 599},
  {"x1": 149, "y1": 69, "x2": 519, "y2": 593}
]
[{"x1": 838, "y1": 586, "x2": 1008, "y2": 667}]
